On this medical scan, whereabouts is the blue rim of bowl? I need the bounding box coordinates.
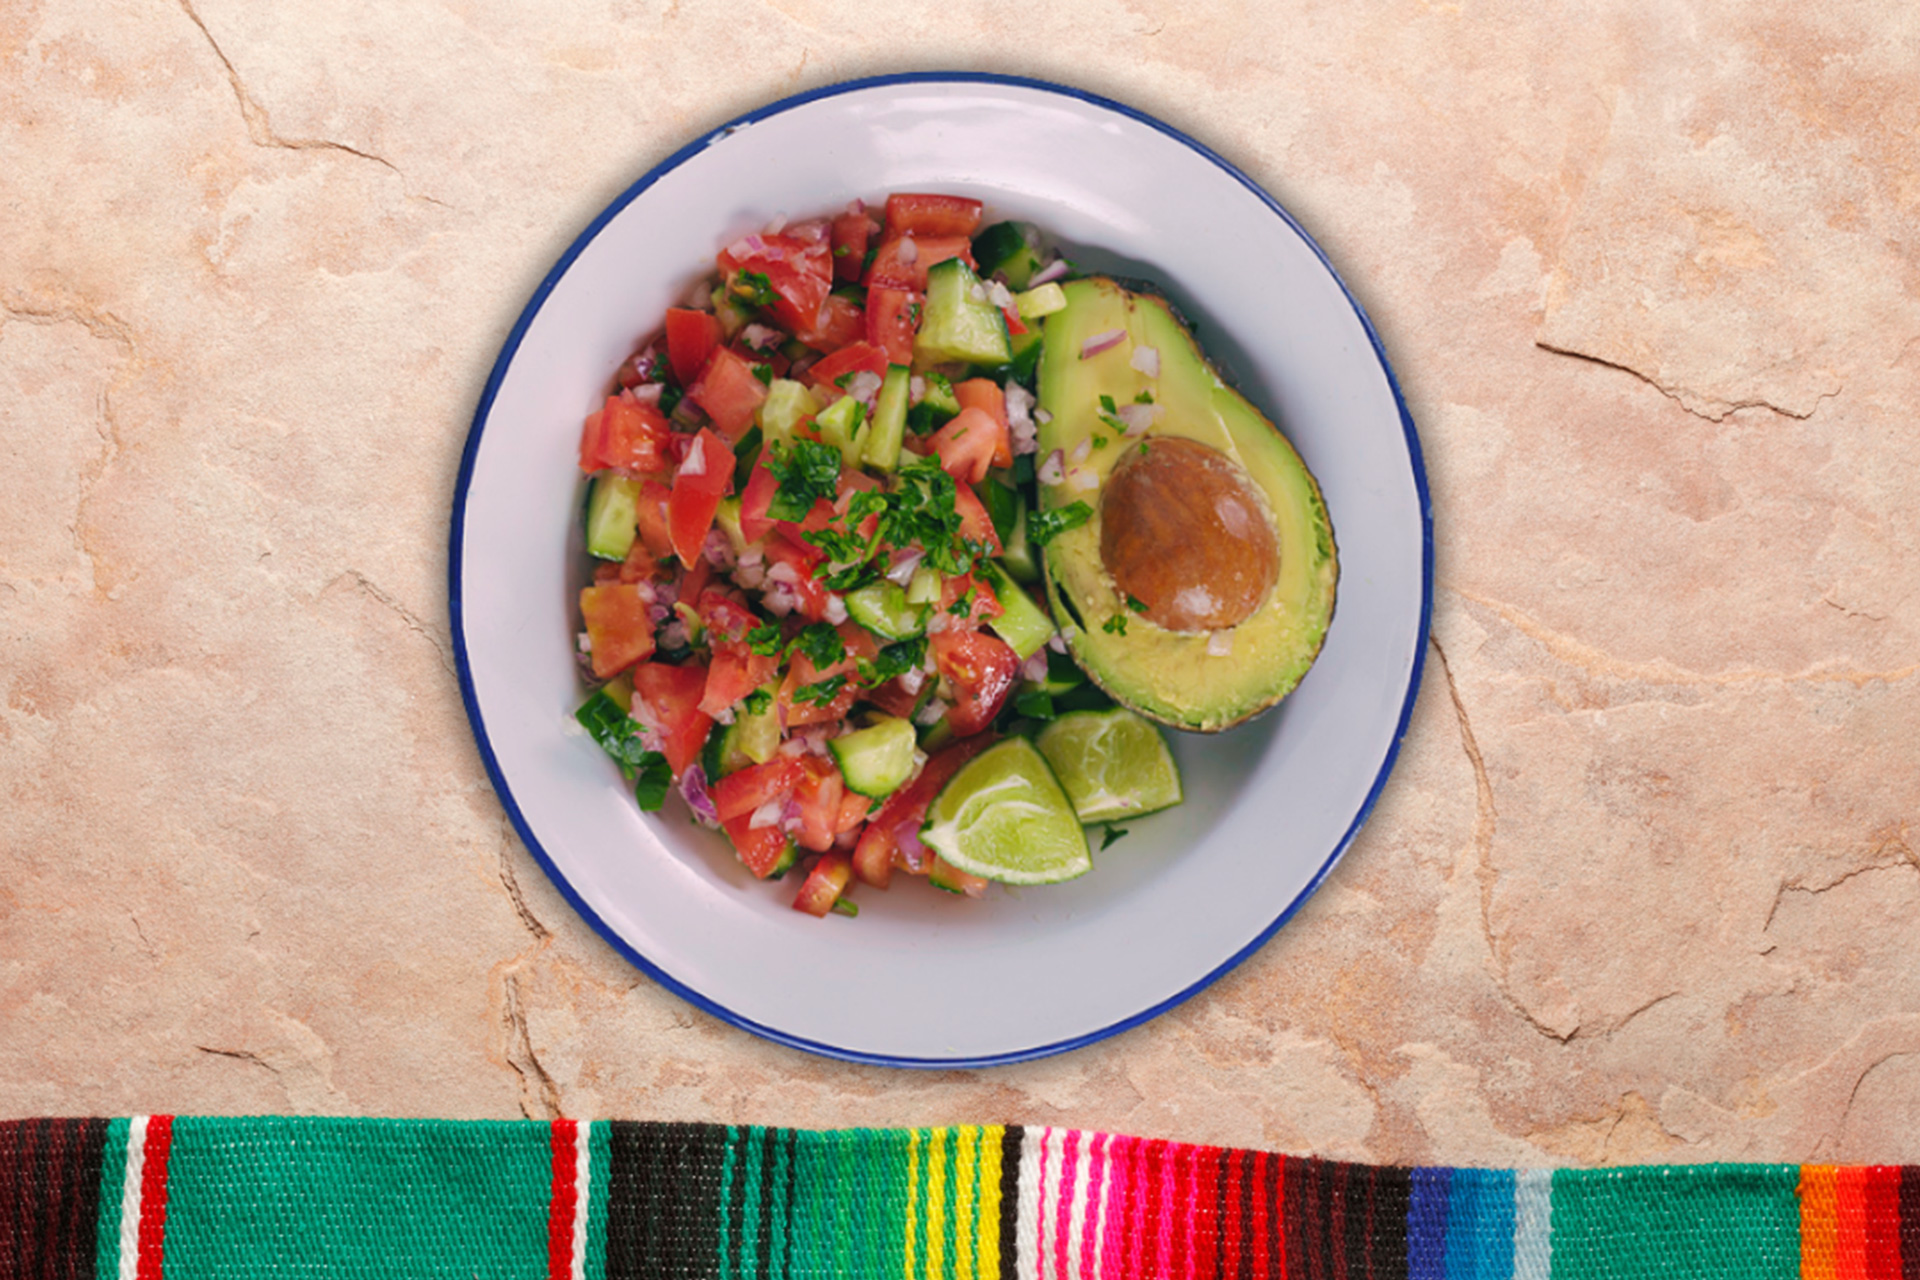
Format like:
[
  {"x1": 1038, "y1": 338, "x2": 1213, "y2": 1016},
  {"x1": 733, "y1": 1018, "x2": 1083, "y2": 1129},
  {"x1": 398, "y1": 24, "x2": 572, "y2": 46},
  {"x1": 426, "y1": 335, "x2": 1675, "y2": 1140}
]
[{"x1": 450, "y1": 70, "x2": 1434, "y2": 1069}]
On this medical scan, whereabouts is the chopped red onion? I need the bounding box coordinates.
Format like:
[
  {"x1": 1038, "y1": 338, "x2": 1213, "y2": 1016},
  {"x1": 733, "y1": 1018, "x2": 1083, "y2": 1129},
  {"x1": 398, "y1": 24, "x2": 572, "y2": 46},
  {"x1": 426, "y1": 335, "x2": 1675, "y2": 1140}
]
[
  {"x1": 894, "y1": 822, "x2": 931, "y2": 872},
  {"x1": 1129, "y1": 345, "x2": 1161, "y2": 377},
  {"x1": 1208, "y1": 630, "x2": 1235, "y2": 657},
  {"x1": 824, "y1": 595, "x2": 849, "y2": 625},
  {"x1": 913, "y1": 696, "x2": 949, "y2": 727},
  {"x1": 899, "y1": 666, "x2": 926, "y2": 695},
  {"x1": 733, "y1": 561, "x2": 767, "y2": 590},
  {"x1": 763, "y1": 587, "x2": 796, "y2": 618},
  {"x1": 845, "y1": 199, "x2": 866, "y2": 217},
  {"x1": 1047, "y1": 632, "x2": 1068, "y2": 654},
  {"x1": 766, "y1": 561, "x2": 800, "y2": 586},
  {"x1": 1070, "y1": 438, "x2": 1092, "y2": 465},
  {"x1": 679, "y1": 436, "x2": 708, "y2": 478},
  {"x1": 710, "y1": 704, "x2": 735, "y2": 726},
  {"x1": 684, "y1": 278, "x2": 716, "y2": 309},
  {"x1": 1069, "y1": 467, "x2": 1099, "y2": 492},
  {"x1": 740, "y1": 323, "x2": 782, "y2": 351},
  {"x1": 660, "y1": 620, "x2": 690, "y2": 651},
  {"x1": 702, "y1": 528, "x2": 736, "y2": 569},
  {"x1": 1029, "y1": 259, "x2": 1069, "y2": 286},
  {"x1": 885, "y1": 546, "x2": 923, "y2": 586},
  {"x1": 576, "y1": 631, "x2": 592, "y2": 654},
  {"x1": 986, "y1": 281, "x2": 1015, "y2": 311},
  {"x1": 846, "y1": 369, "x2": 883, "y2": 406},
  {"x1": 629, "y1": 383, "x2": 664, "y2": 406},
  {"x1": 1037, "y1": 449, "x2": 1066, "y2": 486},
  {"x1": 1118, "y1": 402, "x2": 1157, "y2": 436},
  {"x1": 909, "y1": 375, "x2": 926, "y2": 403},
  {"x1": 968, "y1": 281, "x2": 989, "y2": 304},
  {"x1": 1080, "y1": 329, "x2": 1126, "y2": 359},
  {"x1": 897, "y1": 236, "x2": 918, "y2": 265},
  {"x1": 1035, "y1": 407, "x2": 1053, "y2": 425},
  {"x1": 679, "y1": 765, "x2": 718, "y2": 827},
  {"x1": 646, "y1": 603, "x2": 672, "y2": 625},
  {"x1": 778, "y1": 736, "x2": 810, "y2": 758},
  {"x1": 1005, "y1": 383, "x2": 1035, "y2": 430},
  {"x1": 749, "y1": 797, "x2": 786, "y2": 830},
  {"x1": 1021, "y1": 649, "x2": 1051, "y2": 681},
  {"x1": 763, "y1": 212, "x2": 788, "y2": 234}
]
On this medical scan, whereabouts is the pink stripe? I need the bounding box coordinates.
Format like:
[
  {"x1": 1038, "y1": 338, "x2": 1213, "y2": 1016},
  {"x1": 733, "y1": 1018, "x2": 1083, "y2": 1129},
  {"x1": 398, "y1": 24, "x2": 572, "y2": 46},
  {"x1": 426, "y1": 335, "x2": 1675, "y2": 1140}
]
[
  {"x1": 1129, "y1": 1134, "x2": 1150, "y2": 1279},
  {"x1": 1034, "y1": 1126, "x2": 1051, "y2": 1280},
  {"x1": 1052, "y1": 1130, "x2": 1077, "y2": 1280},
  {"x1": 1099, "y1": 1134, "x2": 1129, "y2": 1277},
  {"x1": 1085, "y1": 1131, "x2": 1112, "y2": 1277}
]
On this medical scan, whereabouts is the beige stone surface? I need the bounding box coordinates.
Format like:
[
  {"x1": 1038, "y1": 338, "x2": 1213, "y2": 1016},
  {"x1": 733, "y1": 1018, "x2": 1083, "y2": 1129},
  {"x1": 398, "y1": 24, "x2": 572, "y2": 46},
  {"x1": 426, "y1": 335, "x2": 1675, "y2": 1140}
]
[{"x1": 3, "y1": 0, "x2": 1916, "y2": 1165}]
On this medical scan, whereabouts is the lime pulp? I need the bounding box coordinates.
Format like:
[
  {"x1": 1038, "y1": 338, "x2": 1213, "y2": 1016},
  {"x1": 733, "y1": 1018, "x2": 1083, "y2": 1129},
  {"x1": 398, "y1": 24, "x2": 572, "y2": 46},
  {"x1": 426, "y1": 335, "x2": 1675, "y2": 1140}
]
[{"x1": 919, "y1": 738, "x2": 1092, "y2": 885}]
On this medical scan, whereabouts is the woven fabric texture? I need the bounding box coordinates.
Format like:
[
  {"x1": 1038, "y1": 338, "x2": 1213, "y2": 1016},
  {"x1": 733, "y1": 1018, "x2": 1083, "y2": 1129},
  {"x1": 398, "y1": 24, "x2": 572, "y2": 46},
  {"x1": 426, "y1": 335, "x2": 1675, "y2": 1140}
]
[{"x1": 0, "y1": 1117, "x2": 1913, "y2": 1279}]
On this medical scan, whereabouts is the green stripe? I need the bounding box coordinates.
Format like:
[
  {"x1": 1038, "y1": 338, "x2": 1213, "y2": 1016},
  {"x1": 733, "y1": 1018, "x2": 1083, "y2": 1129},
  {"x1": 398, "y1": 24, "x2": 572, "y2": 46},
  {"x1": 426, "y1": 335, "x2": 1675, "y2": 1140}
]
[
  {"x1": 583, "y1": 1120, "x2": 610, "y2": 1280},
  {"x1": 1547, "y1": 1164, "x2": 1801, "y2": 1280},
  {"x1": 93, "y1": 1116, "x2": 129, "y2": 1280},
  {"x1": 158, "y1": 1117, "x2": 551, "y2": 1278}
]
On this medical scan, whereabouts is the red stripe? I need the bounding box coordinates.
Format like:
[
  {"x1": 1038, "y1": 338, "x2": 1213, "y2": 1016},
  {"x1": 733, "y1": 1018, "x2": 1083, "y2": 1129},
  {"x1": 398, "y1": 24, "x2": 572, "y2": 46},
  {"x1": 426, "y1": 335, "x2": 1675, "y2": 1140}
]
[
  {"x1": 1865, "y1": 1166, "x2": 1902, "y2": 1280},
  {"x1": 1273, "y1": 1153, "x2": 1290, "y2": 1280},
  {"x1": 548, "y1": 1118, "x2": 579, "y2": 1280},
  {"x1": 1250, "y1": 1152, "x2": 1273, "y2": 1280},
  {"x1": 1192, "y1": 1145, "x2": 1223, "y2": 1280},
  {"x1": 135, "y1": 1116, "x2": 173, "y2": 1280},
  {"x1": 1220, "y1": 1148, "x2": 1246, "y2": 1280}
]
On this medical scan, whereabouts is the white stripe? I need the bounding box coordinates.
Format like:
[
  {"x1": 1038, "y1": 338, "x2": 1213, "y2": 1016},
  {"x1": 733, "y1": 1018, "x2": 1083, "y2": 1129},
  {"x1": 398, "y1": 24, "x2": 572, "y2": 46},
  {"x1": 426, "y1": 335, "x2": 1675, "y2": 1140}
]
[
  {"x1": 571, "y1": 1122, "x2": 593, "y2": 1280},
  {"x1": 1514, "y1": 1168, "x2": 1553, "y2": 1280},
  {"x1": 1015, "y1": 1127, "x2": 1045, "y2": 1280},
  {"x1": 118, "y1": 1116, "x2": 148, "y2": 1280},
  {"x1": 1064, "y1": 1131, "x2": 1091, "y2": 1280}
]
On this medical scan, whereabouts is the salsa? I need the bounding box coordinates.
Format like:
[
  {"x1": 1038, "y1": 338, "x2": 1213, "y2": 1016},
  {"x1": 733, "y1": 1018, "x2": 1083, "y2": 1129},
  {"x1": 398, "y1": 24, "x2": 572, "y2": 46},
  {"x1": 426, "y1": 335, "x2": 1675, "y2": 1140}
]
[{"x1": 571, "y1": 193, "x2": 1121, "y2": 917}]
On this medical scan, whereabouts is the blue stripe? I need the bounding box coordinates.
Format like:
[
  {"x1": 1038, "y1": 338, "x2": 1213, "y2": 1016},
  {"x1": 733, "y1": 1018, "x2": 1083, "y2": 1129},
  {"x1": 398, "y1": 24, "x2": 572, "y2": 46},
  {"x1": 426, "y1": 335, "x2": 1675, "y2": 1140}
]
[
  {"x1": 1445, "y1": 1169, "x2": 1516, "y2": 1280},
  {"x1": 1409, "y1": 1166, "x2": 1453, "y2": 1280}
]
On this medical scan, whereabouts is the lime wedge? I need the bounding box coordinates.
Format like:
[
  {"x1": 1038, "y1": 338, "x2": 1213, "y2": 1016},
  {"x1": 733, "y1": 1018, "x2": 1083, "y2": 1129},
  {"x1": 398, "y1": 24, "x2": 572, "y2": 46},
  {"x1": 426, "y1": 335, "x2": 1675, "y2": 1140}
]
[
  {"x1": 1034, "y1": 709, "x2": 1184, "y2": 824},
  {"x1": 919, "y1": 738, "x2": 1093, "y2": 885}
]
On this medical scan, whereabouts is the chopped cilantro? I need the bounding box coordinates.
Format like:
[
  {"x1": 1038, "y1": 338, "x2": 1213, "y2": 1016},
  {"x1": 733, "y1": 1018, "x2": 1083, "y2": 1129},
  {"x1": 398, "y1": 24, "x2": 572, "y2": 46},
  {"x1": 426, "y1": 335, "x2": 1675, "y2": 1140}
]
[
  {"x1": 880, "y1": 456, "x2": 971, "y2": 575},
  {"x1": 947, "y1": 586, "x2": 976, "y2": 617},
  {"x1": 747, "y1": 623, "x2": 783, "y2": 656},
  {"x1": 832, "y1": 244, "x2": 850, "y2": 258},
  {"x1": 731, "y1": 270, "x2": 777, "y2": 310},
  {"x1": 1126, "y1": 595, "x2": 1148, "y2": 614},
  {"x1": 787, "y1": 623, "x2": 845, "y2": 670},
  {"x1": 1100, "y1": 825, "x2": 1129, "y2": 850},
  {"x1": 794, "y1": 674, "x2": 848, "y2": 706},
  {"x1": 1099, "y1": 394, "x2": 1118, "y2": 414},
  {"x1": 1103, "y1": 613, "x2": 1129, "y2": 636},
  {"x1": 1133, "y1": 390, "x2": 1154, "y2": 404},
  {"x1": 765, "y1": 440, "x2": 841, "y2": 522},
  {"x1": 1027, "y1": 501, "x2": 1093, "y2": 547},
  {"x1": 830, "y1": 897, "x2": 859, "y2": 917},
  {"x1": 859, "y1": 636, "x2": 926, "y2": 686},
  {"x1": 1015, "y1": 689, "x2": 1055, "y2": 720},
  {"x1": 1092, "y1": 435, "x2": 1109, "y2": 449},
  {"x1": 742, "y1": 688, "x2": 773, "y2": 715},
  {"x1": 751, "y1": 363, "x2": 774, "y2": 386},
  {"x1": 632, "y1": 753, "x2": 672, "y2": 811}
]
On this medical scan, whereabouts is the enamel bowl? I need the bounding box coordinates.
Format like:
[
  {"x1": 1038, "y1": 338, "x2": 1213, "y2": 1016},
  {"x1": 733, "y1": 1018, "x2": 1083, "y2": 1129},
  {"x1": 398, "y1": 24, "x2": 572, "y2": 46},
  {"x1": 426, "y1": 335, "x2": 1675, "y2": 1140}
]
[{"x1": 451, "y1": 74, "x2": 1431, "y2": 1066}]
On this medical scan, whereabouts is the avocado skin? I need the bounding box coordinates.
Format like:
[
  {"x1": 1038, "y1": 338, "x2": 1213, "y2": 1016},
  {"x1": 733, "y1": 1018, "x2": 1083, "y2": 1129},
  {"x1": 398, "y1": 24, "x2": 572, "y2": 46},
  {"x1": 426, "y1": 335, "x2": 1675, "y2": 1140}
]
[{"x1": 1034, "y1": 277, "x2": 1338, "y2": 733}]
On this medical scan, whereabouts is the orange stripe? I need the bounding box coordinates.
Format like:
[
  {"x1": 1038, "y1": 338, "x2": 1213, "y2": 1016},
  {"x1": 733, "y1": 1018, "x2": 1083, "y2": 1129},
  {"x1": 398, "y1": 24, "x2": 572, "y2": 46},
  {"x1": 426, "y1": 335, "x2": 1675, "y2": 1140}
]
[
  {"x1": 1840, "y1": 1166, "x2": 1873, "y2": 1280},
  {"x1": 1804, "y1": 1165, "x2": 1840, "y2": 1280}
]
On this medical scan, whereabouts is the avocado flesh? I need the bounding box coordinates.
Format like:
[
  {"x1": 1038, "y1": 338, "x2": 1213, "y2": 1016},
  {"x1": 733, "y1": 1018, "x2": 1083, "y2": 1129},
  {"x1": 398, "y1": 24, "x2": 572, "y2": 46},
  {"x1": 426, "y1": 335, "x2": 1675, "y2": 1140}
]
[{"x1": 1035, "y1": 277, "x2": 1337, "y2": 732}]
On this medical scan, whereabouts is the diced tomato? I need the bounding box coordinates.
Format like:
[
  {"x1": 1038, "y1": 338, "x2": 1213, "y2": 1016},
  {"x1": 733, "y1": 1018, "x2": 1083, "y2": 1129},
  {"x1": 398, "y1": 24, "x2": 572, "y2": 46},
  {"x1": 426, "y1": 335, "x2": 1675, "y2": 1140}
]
[
  {"x1": 793, "y1": 756, "x2": 845, "y2": 852},
  {"x1": 929, "y1": 856, "x2": 989, "y2": 898},
  {"x1": 884, "y1": 193, "x2": 984, "y2": 239},
  {"x1": 930, "y1": 406, "x2": 1005, "y2": 484},
  {"x1": 796, "y1": 292, "x2": 865, "y2": 352},
  {"x1": 777, "y1": 623, "x2": 875, "y2": 727},
  {"x1": 664, "y1": 309, "x2": 722, "y2": 388},
  {"x1": 718, "y1": 232, "x2": 834, "y2": 335},
  {"x1": 722, "y1": 813, "x2": 795, "y2": 880},
  {"x1": 851, "y1": 735, "x2": 997, "y2": 888},
  {"x1": 864, "y1": 287, "x2": 922, "y2": 366},
  {"x1": 629, "y1": 660, "x2": 714, "y2": 777},
  {"x1": 702, "y1": 644, "x2": 777, "y2": 717},
  {"x1": 804, "y1": 341, "x2": 889, "y2": 393},
  {"x1": 579, "y1": 395, "x2": 675, "y2": 476},
  {"x1": 951, "y1": 482, "x2": 1003, "y2": 557},
  {"x1": 634, "y1": 480, "x2": 674, "y2": 562},
  {"x1": 1002, "y1": 304, "x2": 1028, "y2": 338},
  {"x1": 864, "y1": 236, "x2": 974, "y2": 292},
  {"x1": 738, "y1": 460, "x2": 780, "y2": 544},
  {"x1": 792, "y1": 851, "x2": 853, "y2": 916},
  {"x1": 678, "y1": 555, "x2": 714, "y2": 607},
  {"x1": 862, "y1": 675, "x2": 925, "y2": 720},
  {"x1": 579, "y1": 583, "x2": 656, "y2": 679},
  {"x1": 830, "y1": 207, "x2": 874, "y2": 284},
  {"x1": 952, "y1": 379, "x2": 1013, "y2": 469},
  {"x1": 686, "y1": 347, "x2": 768, "y2": 442},
  {"x1": 930, "y1": 628, "x2": 1019, "y2": 737},
  {"x1": 834, "y1": 789, "x2": 872, "y2": 834},
  {"x1": 939, "y1": 569, "x2": 1003, "y2": 627},
  {"x1": 712, "y1": 757, "x2": 807, "y2": 823},
  {"x1": 667, "y1": 428, "x2": 734, "y2": 569},
  {"x1": 771, "y1": 497, "x2": 836, "y2": 558}
]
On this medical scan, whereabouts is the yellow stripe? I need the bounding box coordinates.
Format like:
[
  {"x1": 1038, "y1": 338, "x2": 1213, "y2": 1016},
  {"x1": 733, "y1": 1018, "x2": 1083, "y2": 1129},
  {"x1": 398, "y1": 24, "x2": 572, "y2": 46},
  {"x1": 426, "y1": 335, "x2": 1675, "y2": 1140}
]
[
  {"x1": 925, "y1": 1127, "x2": 949, "y2": 1280},
  {"x1": 976, "y1": 1126, "x2": 1003, "y2": 1280},
  {"x1": 954, "y1": 1126, "x2": 978, "y2": 1280},
  {"x1": 905, "y1": 1129, "x2": 921, "y2": 1280}
]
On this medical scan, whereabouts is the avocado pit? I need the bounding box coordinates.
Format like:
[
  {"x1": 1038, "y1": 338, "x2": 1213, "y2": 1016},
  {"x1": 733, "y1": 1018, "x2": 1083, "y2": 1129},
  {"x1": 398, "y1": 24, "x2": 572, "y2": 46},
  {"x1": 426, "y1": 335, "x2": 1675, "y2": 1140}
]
[{"x1": 1098, "y1": 436, "x2": 1278, "y2": 632}]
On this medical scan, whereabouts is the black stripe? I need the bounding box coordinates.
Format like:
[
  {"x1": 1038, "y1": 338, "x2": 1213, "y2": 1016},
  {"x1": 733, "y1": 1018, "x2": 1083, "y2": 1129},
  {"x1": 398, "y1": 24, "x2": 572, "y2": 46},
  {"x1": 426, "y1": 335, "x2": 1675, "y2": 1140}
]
[
  {"x1": 754, "y1": 1128, "x2": 779, "y2": 1280},
  {"x1": 781, "y1": 1129, "x2": 797, "y2": 1280},
  {"x1": 0, "y1": 1117, "x2": 108, "y2": 1280},
  {"x1": 998, "y1": 1126, "x2": 1023, "y2": 1280},
  {"x1": 605, "y1": 1121, "x2": 728, "y2": 1280},
  {"x1": 1371, "y1": 1166, "x2": 1411, "y2": 1280},
  {"x1": 725, "y1": 1126, "x2": 750, "y2": 1280}
]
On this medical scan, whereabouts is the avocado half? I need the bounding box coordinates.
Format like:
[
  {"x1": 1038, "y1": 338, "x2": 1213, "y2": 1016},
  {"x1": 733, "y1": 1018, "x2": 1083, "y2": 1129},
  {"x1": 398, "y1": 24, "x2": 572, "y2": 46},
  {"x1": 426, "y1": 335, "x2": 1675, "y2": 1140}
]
[{"x1": 1035, "y1": 277, "x2": 1337, "y2": 733}]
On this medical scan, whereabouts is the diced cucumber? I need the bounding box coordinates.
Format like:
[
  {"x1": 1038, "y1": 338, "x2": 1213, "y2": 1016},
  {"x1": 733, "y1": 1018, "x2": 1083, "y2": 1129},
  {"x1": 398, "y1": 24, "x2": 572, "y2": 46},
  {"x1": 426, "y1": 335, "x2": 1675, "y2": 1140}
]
[
  {"x1": 814, "y1": 394, "x2": 869, "y2": 468},
  {"x1": 1016, "y1": 282, "x2": 1068, "y2": 319},
  {"x1": 907, "y1": 371, "x2": 961, "y2": 435},
  {"x1": 709, "y1": 687, "x2": 783, "y2": 777},
  {"x1": 584, "y1": 474, "x2": 640, "y2": 561},
  {"x1": 731, "y1": 425, "x2": 762, "y2": 489},
  {"x1": 905, "y1": 564, "x2": 942, "y2": 606},
  {"x1": 915, "y1": 258, "x2": 1012, "y2": 367},
  {"x1": 714, "y1": 496, "x2": 752, "y2": 556},
  {"x1": 979, "y1": 561, "x2": 1055, "y2": 659},
  {"x1": 865, "y1": 365, "x2": 911, "y2": 472},
  {"x1": 757, "y1": 379, "x2": 820, "y2": 446},
  {"x1": 917, "y1": 716, "x2": 955, "y2": 752},
  {"x1": 765, "y1": 839, "x2": 802, "y2": 880},
  {"x1": 709, "y1": 287, "x2": 747, "y2": 340},
  {"x1": 979, "y1": 477, "x2": 1041, "y2": 579},
  {"x1": 972, "y1": 221, "x2": 1043, "y2": 290},
  {"x1": 844, "y1": 580, "x2": 927, "y2": 641},
  {"x1": 601, "y1": 673, "x2": 635, "y2": 712},
  {"x1": 928, "y1": 855, "x2": 983, "y2": 895},
  {"x1": 828, "y1": 716, "x2": 920, "y2": 798}
]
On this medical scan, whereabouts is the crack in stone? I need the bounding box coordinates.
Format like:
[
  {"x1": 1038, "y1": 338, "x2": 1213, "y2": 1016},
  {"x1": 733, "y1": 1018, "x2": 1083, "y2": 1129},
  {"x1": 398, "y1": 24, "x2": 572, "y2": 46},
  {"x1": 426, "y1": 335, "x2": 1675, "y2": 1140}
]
[
  {"x1": 497, "y1": 962, "x2": 562, "y2": 1120},
  {"x1": 1431, "y1": 637, "x2": 1576, "y2": 1044},
  {"x1": 1451, "y1": 584, "x2": 1920, "y2": 690},
  {"x1": 1838, "y1": 1050, "x2": 1916, "y2": 1135},
  {"x1": 337, "y1": 571, "x2": 455, "y2": 676},
  {"x1": 173, "y1": 0, "x2": 401, "y2": 174},
  {"x1": 1534, "y1": 337, "x2": 1835, "y2": 422},
  {"x1": 1764, "y1": 856, "x2": 1918, "y2": 932},
  {"x1": 196, "y1": 1044, "x2": 278, "y2": 1073},
  {"x1": 498, "y1": 818, "x2": 550, "y2": 941}
]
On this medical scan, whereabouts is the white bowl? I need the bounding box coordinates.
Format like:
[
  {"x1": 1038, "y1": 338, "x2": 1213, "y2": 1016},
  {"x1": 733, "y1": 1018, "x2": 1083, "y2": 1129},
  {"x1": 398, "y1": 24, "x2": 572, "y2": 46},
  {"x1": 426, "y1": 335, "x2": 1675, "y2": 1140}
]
[{"x1": 451, "y1": 73, "x2": 1431, "y2": 1066}]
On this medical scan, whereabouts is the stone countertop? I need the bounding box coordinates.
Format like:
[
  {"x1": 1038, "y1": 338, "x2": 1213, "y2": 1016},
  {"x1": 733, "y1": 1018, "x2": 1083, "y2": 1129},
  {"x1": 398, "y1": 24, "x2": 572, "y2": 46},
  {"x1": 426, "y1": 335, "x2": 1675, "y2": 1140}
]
[{"x1": 4, "y1": 0, "x2": 1916, "y2": 1166}]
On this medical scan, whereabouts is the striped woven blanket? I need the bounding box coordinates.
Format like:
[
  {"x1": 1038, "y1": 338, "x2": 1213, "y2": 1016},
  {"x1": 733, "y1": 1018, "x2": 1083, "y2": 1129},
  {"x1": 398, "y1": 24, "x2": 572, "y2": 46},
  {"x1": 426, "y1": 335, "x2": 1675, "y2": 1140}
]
[{"x1": 0, "y1": 1118, "x2": 1912, "y2": 1278}]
